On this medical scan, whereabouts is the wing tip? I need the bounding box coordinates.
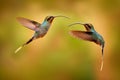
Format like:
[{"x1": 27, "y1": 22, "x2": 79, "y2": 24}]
[
  {"x1": 16, "y1": 17, "x2": 26, "y2": 22},
  {"x1": 69, "y1": 31, "x2": 77, "y2": 38},
  {"x1": 69, "y1": 30, "x2": 83, "y2": 40},
  {"x1": 69, "y1": 31, "x2": 79, "y2": 39}
]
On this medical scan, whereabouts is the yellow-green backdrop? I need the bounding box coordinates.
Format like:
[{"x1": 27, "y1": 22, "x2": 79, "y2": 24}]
[{"x1": 0, "y1": 0, "x2": 120, "y2": 80}]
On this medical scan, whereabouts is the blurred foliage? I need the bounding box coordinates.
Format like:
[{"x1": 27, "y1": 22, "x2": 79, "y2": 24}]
[{"x1": 0, "y1": 0, "x2": 120, "y2": 80}]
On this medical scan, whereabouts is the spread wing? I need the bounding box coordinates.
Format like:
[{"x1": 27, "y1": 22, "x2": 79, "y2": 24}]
[
  {"x1": 17, "y1": 17, "x2": 41, "y2": 31},
  {"x1": 70, "y1": 30, "x2": 95, "y2": 42}
]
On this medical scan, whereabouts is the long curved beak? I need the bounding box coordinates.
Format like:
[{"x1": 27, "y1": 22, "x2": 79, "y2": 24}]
[
  {"x1": 68, "y1": 22, "x2": 85, "y2": 27},
  {"x1": 54, "y1": 15, "x2": 70, "y2": 19}
]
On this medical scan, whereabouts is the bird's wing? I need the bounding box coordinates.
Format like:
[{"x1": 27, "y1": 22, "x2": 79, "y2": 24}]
[
  {"x1": 70, "y1": 30, "x2": 95, "y2": 42},
  {"x1": 17, "y1": 17, "x2": 41, "y2": 31}
]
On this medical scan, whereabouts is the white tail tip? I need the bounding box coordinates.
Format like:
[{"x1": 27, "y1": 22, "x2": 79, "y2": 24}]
[
  {"x1": 14, "y1": 46, "x2": 22, "y2": 54},
  {"x1": 100, "y1": 56, "x2": 104, "y2": 71},
  {"x1": 100, "y1": 60, "x2": 103, "y2": 71}
]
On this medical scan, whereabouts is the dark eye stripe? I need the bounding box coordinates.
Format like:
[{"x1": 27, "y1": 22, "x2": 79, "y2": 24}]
[
  {"x1": 47, "y1": 16, "x2": 54, "y2": 21},
  {"x1": 47, "y1": 17, "x2": 51, "y2": 21},
  {"x1": 86, "y1": 24, "x2": 91, "y2": 29}
]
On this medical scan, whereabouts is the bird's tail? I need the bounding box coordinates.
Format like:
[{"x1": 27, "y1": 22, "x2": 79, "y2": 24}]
[
  {"x1": 14, "y1": 37, "x2": 34, "y2": 54},
  {"x1": 14, "y1": 46, "x2": 23, "y2": 54},
  {"x1": 100, "y1": 46, "x2": 104, "y2": 71},
  {"x1": 100, "y1": 56, "x2": 104, "y2": 71}
]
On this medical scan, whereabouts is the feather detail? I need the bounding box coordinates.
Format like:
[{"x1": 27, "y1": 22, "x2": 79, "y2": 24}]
[
  {"x1": 14, "y1": 37, "x2": 34, "y2": 54},
  {"x1": 17, "y1": 17, "x2": 41, "y2": 31},
  {"x1": 70, "y1": 30, "x2": 94, "y2": 41},
  {"x1": 100, "y1": 45, "x2": 104, "y2": 71}
]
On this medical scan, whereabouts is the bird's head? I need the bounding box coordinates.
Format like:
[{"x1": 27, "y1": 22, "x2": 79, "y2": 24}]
[
  {"x1": 83, "y1": 23, "x2": 94, "y2": 31},
  {"x1": 45, "y1": 16, "x2": 55, "y2": 23},
  {"x1": 45, "y1": 15, "x2": 70, "y2": 23},
  {"x1": 68, "y1": 22, "x2": 95, "y2": 31}
]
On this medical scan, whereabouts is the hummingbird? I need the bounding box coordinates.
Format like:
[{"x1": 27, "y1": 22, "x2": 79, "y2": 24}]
[
  {"x1": 15, "y1": 15, "x2": 69, "y2": 54},
  {"x1": 69, "y1": 22, "x2": 105, "y2": 71}
]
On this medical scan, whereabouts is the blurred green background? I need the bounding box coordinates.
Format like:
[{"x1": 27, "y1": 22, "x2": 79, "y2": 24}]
[{"x1": 0, "y1": 0, "x2": 120, "y2": 80}]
